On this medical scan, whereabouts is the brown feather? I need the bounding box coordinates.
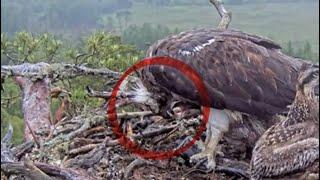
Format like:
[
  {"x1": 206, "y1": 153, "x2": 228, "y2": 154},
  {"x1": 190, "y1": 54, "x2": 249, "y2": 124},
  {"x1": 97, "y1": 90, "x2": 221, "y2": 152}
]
[{"x1": 141, "y1": 29, "x2": 315, "y2": 118}]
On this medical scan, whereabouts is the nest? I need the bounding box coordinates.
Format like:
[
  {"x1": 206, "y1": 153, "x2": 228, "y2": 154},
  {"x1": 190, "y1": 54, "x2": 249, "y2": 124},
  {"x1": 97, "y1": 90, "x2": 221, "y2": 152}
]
[{"x1": 1, "y1": 108, "x2": 318, "y2": 180}]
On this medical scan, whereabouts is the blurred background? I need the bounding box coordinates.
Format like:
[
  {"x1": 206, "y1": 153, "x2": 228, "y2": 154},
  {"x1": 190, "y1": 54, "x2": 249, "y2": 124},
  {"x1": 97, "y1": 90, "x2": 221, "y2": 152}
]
[{"x1": 1, "y1": 0, "x2": 319, "y2": 61}]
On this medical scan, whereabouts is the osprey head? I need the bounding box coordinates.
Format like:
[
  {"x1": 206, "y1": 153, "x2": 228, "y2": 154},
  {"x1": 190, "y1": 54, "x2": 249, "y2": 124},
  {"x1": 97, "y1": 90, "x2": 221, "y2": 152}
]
[
  {"x1": 297, "y1": 63, "x2": 319, "y2": 98},
  {"x1": 296, "y1": 63, "x2": 319, "y2": 123}
]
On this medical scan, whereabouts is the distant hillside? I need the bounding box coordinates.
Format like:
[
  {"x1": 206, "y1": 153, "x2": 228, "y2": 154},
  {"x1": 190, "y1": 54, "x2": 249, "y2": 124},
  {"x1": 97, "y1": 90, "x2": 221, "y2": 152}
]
[{"x1": 1, "y1": 0, "x2": 318, "y2": 61}]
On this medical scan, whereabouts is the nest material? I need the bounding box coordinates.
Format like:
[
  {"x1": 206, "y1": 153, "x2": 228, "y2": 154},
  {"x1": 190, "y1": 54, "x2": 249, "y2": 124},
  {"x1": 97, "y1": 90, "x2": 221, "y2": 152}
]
[{"x1": 1, "y1": 108, "x2": 317, "y2": 180}]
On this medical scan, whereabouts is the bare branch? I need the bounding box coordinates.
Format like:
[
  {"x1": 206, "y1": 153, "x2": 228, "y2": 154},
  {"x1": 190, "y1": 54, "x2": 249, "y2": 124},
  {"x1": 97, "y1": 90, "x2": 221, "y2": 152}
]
[
  {"x1": 133, "y1": 124, "x2": 178, "y2": 139},
  {"x1": 118, "y1": 111, "x2": 153, "y2": 119},
  {"x1": 69, "y1": 144, "x2": 98, "y2": 155},
  {"x1": 1, "y1": 161, "x2": 93, "y2": 180},
  {"x1": 1, "y1": 124, "x2": 15, "y2": 163},
  {"x1": 86, "y1": 86, "x2": 138, "y2": 100},
  {"x1": 75, "y1": 52, "x2": 95, "y2": 64},
  {"x1": 45, "y1": 110, "x2": 154, "y2": 148},
  {"x1": 1, "y1": 161, "x2": 52, "y2": 180},
  {"x1": 25, "y1": 120, "x2": 40, "y2": 147},
  {"x1": 1, "y1": 124, "x2": 13, "y2": 144},
  {"x1": 5, "y1": 53, "x2": 21, "y2": 63},
  {"x1": 1, "y1": 62, "x2": 121, "y2": 81},
  {"x1": 209, "y1": 0, "x2": 232, "y2": 30},
  {"x1": 11, "y1": 141, "x2": 34, "y2": 159},
  {"x1": 86, "y1": 85, "x2": 114, "y2": 99},
  {"x1": 124, "y1": 158, "x2": 153, "y2": 179}
]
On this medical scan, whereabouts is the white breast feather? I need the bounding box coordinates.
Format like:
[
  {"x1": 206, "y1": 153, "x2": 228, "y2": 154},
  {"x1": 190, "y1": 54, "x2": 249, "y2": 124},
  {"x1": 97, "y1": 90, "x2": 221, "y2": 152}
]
[
  {"x1": 130, "y1": 80, "x2": 151, "y2": 104},
  {"x1": 178, "y1": 38, "x2": 215, "y2": 56}
]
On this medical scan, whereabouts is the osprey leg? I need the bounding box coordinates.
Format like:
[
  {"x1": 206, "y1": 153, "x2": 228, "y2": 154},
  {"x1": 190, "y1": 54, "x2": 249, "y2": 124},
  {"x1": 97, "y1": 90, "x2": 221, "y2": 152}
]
[{"x1": 190, "y1": 108, "x2": 231, "y2": 169}]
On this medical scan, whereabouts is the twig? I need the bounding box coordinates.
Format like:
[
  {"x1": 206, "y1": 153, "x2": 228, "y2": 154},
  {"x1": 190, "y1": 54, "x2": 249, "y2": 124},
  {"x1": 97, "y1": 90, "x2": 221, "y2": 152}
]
[
  {"x1": 69, "y1": 144, "x2": 98, "y2": 155},
  {"x1": 86, "y1": 85, "x2": 134, "y2": 99},
  {"x1": 69, "y1": 138, "x2": 104, "y2": 149},
  {"x1": 65, "y1": 141, "x2": 107, "y2": 169},
  {"x1": 11, "y1": 141, "x2": 34, "y2": 159},
  {"x1": 133, "y1": 124, "x2": 178, "y2": 139},
  {"x1": 44, "y1": 115, "x2": 105, "y2": 148},
  {"x1": 184, "y1": 159, "x2": 213, "y2": 177},
  {"x1": 1, "y1": 124, "x2": 13, "y2": 144},
  {"x1": 25, "y1": 121, "x2": 40, "y2": 147},
  {"x1": 1, "y1": 62, "x2": 121, "y2": 81},
  {"x1": 209, "y1": 0, "x2": 232, "y2": 29},
  {"x1": 124, "y1": 158, "x2": 153, "y2": 179},
  {"x1": 154, "y1": 125, "x2": 179, "y2": 144},
  {"x1": 1, "y1": 161, "x2": 93, "y2": 180},
  {"x1": 118, "y1": 111, "x2": 153, "y2": 119},
  {"x1": 1, "y1": 124, "x2": 15, "y2": 163},
  {"x1": 216, "y1": 165, "x2": 249, "y2": 178},
  {"x1": 83, "y1": 126, "x2": 106, "y2": 137},
  {"x1": 75, "y1": 53, "x2": 88, "y2": 64},
  {"x1": 1, "y1": 161, "x2": 52, "y2": 180},
  {"x1": 46, "y1": 109, "x2": 154, "y2": 148},
  {"x1": 4, "y1": 53, "x2": 21, "y2": 63},
  {"x1": 184, "y1": 158, "x2": 249, "y2": 178},
  {"x1": 36, "y1": 162, "x2": 94, "y2": 179}
]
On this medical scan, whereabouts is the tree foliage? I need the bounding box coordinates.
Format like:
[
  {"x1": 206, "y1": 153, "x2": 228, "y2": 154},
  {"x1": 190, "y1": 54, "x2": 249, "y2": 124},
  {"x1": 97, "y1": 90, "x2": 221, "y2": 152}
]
[
  {"x1": 1, "y1": 0, "x2": 132, "y2": 35},
  {"x1": 1, "y1": 31, "x2": 142, "y2": 143},
  {"x1": 122, "y1": 23, "x2": 180, "y2": 50}
]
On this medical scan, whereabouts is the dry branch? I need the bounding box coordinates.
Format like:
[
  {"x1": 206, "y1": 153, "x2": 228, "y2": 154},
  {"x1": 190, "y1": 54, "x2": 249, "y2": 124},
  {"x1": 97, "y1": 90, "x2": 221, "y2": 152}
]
[
  {"x1": 1, "y1": 161, "x2": 52, "y2": 180},
  {"x1": 209, "y1": 0, "x2": 232, "y2": 29},
  {"x1": 1, "y1": 62, "x2": 121, "y2": 142},
  {"x1": 44, "y1": 115, "x2": 105, "y2": 148},
  {"x1": 124, "y1": 158, "x2": 153, "y2": 179},
  {"x1": 1, "y1": 62, "x2": 121, "y2": 81},
  {"x1": 11, "y1": 141, "x2": 34, "y2": 159},
  {"x1": 65, "y1": 141, "x2": 107, "y2": 169},
  {"x1": 69, "y1": 144, "x2": 98, "y2": 155},
  {"x1": 45, "y1": 110, "x2": 155, "y2": 148},
  {"x1": 133, "y1": 124, "x2": 178, "y2": 139},
  {"x1": 86, "y1": 85, "x2": 134, "y2": 99},
  {"x1": 1, "y1": 124, "x2": 15, "y2": 163},
  {"x1": 1, "y1": 161, "x2": 94, "y2": 180}
]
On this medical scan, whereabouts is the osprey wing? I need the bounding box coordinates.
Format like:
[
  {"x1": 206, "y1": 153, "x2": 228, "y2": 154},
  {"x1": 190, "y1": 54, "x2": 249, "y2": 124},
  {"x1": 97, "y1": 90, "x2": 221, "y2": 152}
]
[{"x1": 141, "y1": 29, "x2": 305, "y2": 117}]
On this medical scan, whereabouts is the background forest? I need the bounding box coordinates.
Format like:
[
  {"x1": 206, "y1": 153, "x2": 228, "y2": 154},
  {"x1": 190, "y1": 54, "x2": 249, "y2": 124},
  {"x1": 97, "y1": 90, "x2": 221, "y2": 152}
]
[{"x1": 1, "y1": 0, "x2": 319, "y2": 143}]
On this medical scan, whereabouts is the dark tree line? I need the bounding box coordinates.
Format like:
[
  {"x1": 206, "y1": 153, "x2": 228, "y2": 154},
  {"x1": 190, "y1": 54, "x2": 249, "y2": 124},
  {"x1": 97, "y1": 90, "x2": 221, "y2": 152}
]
[
  {"x1": 132, "y1": 0, "x2": 317, "y2": 6},
  {"x1": 122, "y1": 23, "x2": 180, "y2": 50},
  {"x1": 283, "y1": 40, "x2": 319, "y2": 63},
  {"x1": 1, "y1": 0, "x2": 132, "y2": 35}
]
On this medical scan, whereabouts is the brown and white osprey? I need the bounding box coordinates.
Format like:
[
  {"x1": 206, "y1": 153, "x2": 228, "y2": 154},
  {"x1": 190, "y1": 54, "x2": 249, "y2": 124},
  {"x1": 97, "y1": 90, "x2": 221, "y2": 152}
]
[
  {"x1": 132, "y1": 28, "x2": 318, "y2": 170},
  {"x1": 250, "y1": 63, "x2": 319, "y2": 179}
]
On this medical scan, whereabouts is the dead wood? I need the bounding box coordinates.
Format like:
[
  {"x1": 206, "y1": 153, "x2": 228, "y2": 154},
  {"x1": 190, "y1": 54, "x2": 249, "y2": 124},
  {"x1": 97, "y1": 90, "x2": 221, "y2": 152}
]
[
  {"x1": 1, "y1": 62, "x2": 120, "y2": 142},
  {"x1": 11, "y1": 141, "x2": 34, "y2": 160},
  {"x1": 209, "y1": 0, "x2": 232, "y2": 30},
  {"x1": 65, "y1": 141, "x2": 107, "y2": 169},
  {"x1": 123, "y1": 158, "x2": 153, "y2": 179},
  {"x1": 1, "y1": 124, "x2": 15, "y2": 163},
  {"x1": 1, "y1": 161, "x2": 94, "y2": 180},
  {"x1": 1, "y1": 161, "x2": 53, "y2": 180},
  {"x1": 1, "y1": 62, "x2": 120, "y2": 81}
]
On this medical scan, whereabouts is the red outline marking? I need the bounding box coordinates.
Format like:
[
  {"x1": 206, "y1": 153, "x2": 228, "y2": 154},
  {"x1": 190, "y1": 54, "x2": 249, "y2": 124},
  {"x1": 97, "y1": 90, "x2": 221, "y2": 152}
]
[{"x1": 107, "y1": 56, "x2": 210, "y2": 160}]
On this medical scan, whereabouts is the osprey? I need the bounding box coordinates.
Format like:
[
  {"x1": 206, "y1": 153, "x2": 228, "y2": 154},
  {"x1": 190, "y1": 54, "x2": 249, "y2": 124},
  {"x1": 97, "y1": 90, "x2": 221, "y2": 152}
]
[
  {"x1": 132, "y1": 28, "x2": 319, "y2": 169},
  {"x1": 250, "y1": 64, "x2": 319, "y2": 179}
]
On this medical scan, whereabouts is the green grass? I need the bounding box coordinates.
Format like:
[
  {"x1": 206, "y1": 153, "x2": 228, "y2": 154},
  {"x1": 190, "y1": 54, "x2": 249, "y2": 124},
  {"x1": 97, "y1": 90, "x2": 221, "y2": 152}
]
[{"x1": 116, "y1": 1, "x2": 319, "y2": 53}]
